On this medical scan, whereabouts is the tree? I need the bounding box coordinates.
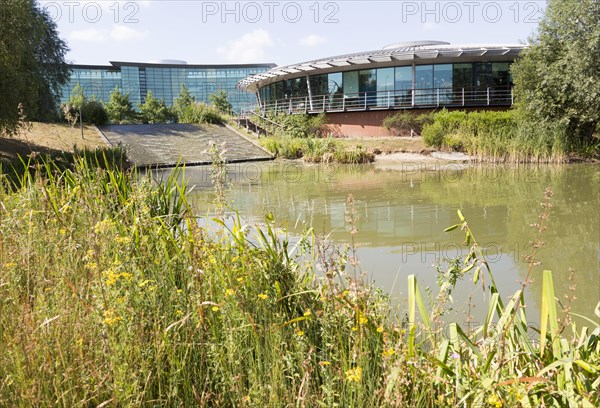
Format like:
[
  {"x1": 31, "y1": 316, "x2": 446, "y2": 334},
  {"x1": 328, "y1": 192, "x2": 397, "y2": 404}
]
[
  {"x1": 139, "y1": 91, "x2": 170, "y2": 123},
  {"x1": 173, "y1": 84, "x2": 195, "y2": 120},
  {"x1": 0, "y1": 0, "x2": 69, "y2": 135},
  {"x1": 209, "y1": 90, "x2": 233, "y2": 115},
  {"x1": 106, "y1": 87, "x2": 135, "y2": 123},
  {"x1": 511, "y1": 0, "x2": 600, "y2": 145}
]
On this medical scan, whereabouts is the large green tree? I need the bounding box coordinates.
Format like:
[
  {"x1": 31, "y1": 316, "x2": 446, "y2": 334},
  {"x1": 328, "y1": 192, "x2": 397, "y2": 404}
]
[
  {"x1": 139, "y1": 91, "x2": 170, "y2": 124},
  {"x1": 106, "y1": 87, "x2": 135, "y2": 123},
  {"x1": 512, "y1": 0, "x2": 600, "y2": 145},
  {"x1": 0, "y1": 0, "x2": 70, "y2": 134},
  {"x1": 172, "y1": 84, "x2": 195, "y2": 120}
]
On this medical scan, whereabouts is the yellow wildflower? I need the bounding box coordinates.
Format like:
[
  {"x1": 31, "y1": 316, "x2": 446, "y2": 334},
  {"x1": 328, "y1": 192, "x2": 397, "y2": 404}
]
[
  {"x1": 212, "y1": 306, "x2": 219, "y2": 312},
  {"x1": 59, "y1": 228, "x2": 67, "y2": 235},
  {"x1": 351, "y1": 326, "x2": 358, "y2": 331},
  {"x1": 225, "y1": 288, "x2": 235, "y2": 297},
  {"x1": 341, "y1": 290, "x2": 350, "y2": 297},
  {"x1": 382, "y1": 348, "x2": 395, "y2": 357},
  {"x1": 236, "y1": 277, "x2": 244, "y2": 283},
  {"x1": 4, "y1": 263, "x2": 17, "y2": 269},
  {"x1": 376, "y1": 326, "x2": 384, "y2": 333},
  {"x1": 176, "y1": 310, "x2": 183, "y2": 316},
  {"x1": 358, "y1": 313, "x2": 368, "y2": 325},
  {"x1": 303, "y1": 309, "x2": 312, "y2": 317},
  {"x1": 487, "y1": 394, "x2": 503, "y2": 408},
  {"x1": 85, "y1": 262, "x2": 98, "y2": 271},
  {"x1": 115, "y1": 235, "x2": 131, "y2": 245},
  {"x1": 102, "y1": 309, "x2": 122, "y2": 326},
  {"x1": 345, "y1": 367, "x2": 362, "y2": 383},
  {"x1": 318, "y1": 361, "x2": 331, "y2": 367},
  {"x1": 294, "y1": 328, "x2": 304, "y2": 337},
  {"x1": 258, "y1": 293, "x2": 268, "y2": 300}
]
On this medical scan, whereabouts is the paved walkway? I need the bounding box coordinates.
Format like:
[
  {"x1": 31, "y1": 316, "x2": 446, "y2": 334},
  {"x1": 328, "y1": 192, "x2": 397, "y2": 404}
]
[{"x1": 98, "y1": 123, "x2": 272, "y2": 167}]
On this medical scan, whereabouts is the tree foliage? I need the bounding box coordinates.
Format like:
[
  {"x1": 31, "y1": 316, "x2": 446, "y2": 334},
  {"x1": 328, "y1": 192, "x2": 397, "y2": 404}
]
[
  {"x1": 0, "y1": 0, "x2": 69, "y2": 134},
  {"x1": 209, "y1": 90, "x2": 233, "y2": 114},
  {"x1": 512, "y1": 0, "x2": 600, "y2": 145},
  {"x1": 106, "y1": 87, "x2": 135, "y2": 123},
  {"x1": 173, "y1": 84, "x2": 195, "y2": 120},
  {"x1": 139, "y1": 91, "x2": 171, "y2": 124}
]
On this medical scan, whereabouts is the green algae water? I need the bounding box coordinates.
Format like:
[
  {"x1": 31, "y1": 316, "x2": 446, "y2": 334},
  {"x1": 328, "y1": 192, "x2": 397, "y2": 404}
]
[{"x1": 170, "y1": 161, "x2": 600, "y2": 324}]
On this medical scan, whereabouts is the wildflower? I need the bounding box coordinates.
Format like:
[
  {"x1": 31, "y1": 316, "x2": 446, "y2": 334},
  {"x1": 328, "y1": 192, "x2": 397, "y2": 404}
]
[
  {"x1": 4, "y1": 263, "x2": 17, "y2": 269},
  {"x1": 376, "y1": 326, "x2": 384, "y2": 333},
  {"x1": 225, "y1": 288, "x2": 235, "y2": 297},
  {"x1": 102, "y1": 309, "x2": 122, "y2": 326},
  {"x1": 451, "y1": 352, "x2": 460, "y2": 360},
  {"x1": 303, "y1": 309, "x2": 312, "y2": 317},
  {"x1": 85, "y1": 262, "x2": 98, "y2": 271},
  {"x1": 115, "y1": 235, "x2": 131, "y2": 245},
  {"x1": 294, "y1": 328, "x2": 305, "y2": 337},
  {"x1": 358, "y1": 313, "x2": 368, "y2": 325},
  {"x1": 258, "y1": 293, "x2": 268, "y2": 300},
  {"x1": 176, "y1": 310, "x2": 183, "y2": 316},
  {"x1": 487, "y1": 394, "x2": 503, "y2": 408},
  {"x1": 212, "y1": 306, "x2": 219, "y2": 312},
  {"x1": 177, "y1": 289, "x2": 183, "y2": 294},
  {"x1": 345, "y1": 366, "x2": 362, "y2": 383},
  {"x1": 94, "y1": 219, "x2": 113, "y2": 235},
  {"x1": 236, "y1": 277, "x2": 244, "y2": 283},
  {"x1": 138, "y1": 279, "x2": 154, "y2": 288},
  {"x1": 318, "y1": 361, "x2": 331, "y2": 367},
  {"x1": 59, "y1": 228, "x2": 67, "y2": 235},
  {"x1": 351, "y1": 326, "x2": 358, "y2": 331},
  {"x1": 341, "y1": 290, "x2": 350, "y2": 297},
  {"x1": 382, "y1": 348, "x2": 395, "y2": 357},
  {"x1": 120, "y1": 272, "x2": 132, "y2": 281}
]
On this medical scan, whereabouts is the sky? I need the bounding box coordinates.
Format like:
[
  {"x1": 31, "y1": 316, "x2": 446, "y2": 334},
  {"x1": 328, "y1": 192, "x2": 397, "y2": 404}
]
[{"x1": 39, "y1": 0, "x2": 547, "y2": 67}]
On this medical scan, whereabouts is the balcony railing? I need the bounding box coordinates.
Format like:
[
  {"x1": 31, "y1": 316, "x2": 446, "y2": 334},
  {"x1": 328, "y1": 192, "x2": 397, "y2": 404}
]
[{"x1": 241, "y1": 87, "x2": 513, "y2": 118}]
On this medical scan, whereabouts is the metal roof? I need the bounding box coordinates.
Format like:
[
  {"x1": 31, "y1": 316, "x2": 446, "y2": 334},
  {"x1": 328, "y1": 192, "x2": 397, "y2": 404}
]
[{"x1": 237, "y1": 42, "x2": 526, "y2": 92}]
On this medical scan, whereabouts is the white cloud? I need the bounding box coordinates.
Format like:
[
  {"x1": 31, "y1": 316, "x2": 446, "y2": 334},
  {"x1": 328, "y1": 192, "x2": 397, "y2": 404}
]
[
  {"x1": 110, "y1": 25, "x2": 148, "y2": 41},
  {"x1": 422, "y1": 22, "x2": 438, "y2": 31},
  {"x1": 68, "y1": 25, "x2": 147, "y2": 43},
  {"x1": 217, "y1": 29, "x2": 273, "y2": 63},
  {"x1": 68, "y1": 28, "x2": 106, "y2": 43},
  {"x1": 299, "y1": 34, "x2": 326, "y2": 47}
]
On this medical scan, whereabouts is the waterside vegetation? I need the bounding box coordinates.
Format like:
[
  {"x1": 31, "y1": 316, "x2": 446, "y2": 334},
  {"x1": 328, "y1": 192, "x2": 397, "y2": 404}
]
[{"x1": 0, "y1": 156, "x2": 598, "y2": 406}]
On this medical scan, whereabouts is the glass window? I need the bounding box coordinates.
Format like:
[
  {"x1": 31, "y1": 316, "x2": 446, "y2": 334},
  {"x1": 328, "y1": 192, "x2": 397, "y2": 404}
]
[
  {"x1": 415, "y1": 65, "x2": 433, "y2": 105},
  {"x1": 376, "y1": 67, "x2": 394, "y2": 106},
  {"x1": 343, "y1": 71, "x2": 358, "y2": 97},
  {"x1": 359, "y1": 69, "x2": 377, "y2": 106}
]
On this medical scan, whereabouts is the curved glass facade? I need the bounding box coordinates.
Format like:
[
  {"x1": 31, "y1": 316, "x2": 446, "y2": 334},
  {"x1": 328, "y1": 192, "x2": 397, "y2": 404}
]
[
  {"x1": 61, "y1": 62, "x2": 275, "y2": 113},
  {"x1": 257, "y1": 61, "x2": 513, "y2": 111}
]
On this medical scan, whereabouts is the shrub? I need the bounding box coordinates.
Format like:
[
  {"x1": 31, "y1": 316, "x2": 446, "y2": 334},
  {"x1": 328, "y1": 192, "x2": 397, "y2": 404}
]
[
  {"x1": 383, "y1": 111, "x2": 434, "y2": 136},
  {"x1": 179, "y1": 103, "x2": 224, "y2": 124},
  {"x1": 81, "y1": 100, "x2": 109, "y2": 126}
]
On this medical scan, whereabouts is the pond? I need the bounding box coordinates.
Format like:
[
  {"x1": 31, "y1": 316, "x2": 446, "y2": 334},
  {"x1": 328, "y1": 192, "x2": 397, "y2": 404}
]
[{"x1": 161, "y1": 161, "x2": 600, "y2": 325}]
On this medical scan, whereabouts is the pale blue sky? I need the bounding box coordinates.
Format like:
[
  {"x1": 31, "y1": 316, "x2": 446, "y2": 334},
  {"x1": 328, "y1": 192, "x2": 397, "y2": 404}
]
[{"x1": 40, "y1": 1, "x2": 546, "y2": 66}]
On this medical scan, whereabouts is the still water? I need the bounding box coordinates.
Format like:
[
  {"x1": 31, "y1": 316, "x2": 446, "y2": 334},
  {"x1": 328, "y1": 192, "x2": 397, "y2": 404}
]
[{"x1": 164, "y1": 161, "x2": 600, "y2": 325}]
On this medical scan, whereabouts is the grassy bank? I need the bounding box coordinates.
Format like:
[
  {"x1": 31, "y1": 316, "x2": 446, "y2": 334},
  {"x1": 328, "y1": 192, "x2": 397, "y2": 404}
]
[
  {"x1": 260, "y1": 136, "x2": 375, "y2": 164},
  {"x1": 0, "y1": 159, "x2": 598, "y2": 406},
  {"x1": 417, "y1": 110, "x2": 600, "y2": 163}
]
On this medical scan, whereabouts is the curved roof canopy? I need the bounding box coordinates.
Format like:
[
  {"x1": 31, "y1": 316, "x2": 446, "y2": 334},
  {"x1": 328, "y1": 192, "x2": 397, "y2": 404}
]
[{"x1": 237, "y1": 41, "x2": 526, "y2": 92}]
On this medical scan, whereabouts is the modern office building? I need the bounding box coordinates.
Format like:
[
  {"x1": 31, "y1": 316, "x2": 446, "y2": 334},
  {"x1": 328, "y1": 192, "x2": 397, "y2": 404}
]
[
  {"x1": 60, "y1": 60, "x2": 276, "y2": 113},
  {"x1": 237, "y1": 41, "x2": 525, "y2": 136}
]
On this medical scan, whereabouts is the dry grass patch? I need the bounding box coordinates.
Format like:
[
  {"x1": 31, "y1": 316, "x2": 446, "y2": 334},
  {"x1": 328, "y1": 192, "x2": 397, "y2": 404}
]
[{"x1": 1, "y1": 122, "x2": 106, "y2": 163}]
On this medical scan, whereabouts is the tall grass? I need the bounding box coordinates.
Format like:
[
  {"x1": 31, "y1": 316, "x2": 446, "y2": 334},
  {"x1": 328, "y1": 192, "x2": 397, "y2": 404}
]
[
  {"x1": 260, "y1": 136, "x2": 374, "y2": 164},
  {"x1": 0, "y1": 159, "x2": 598, "y2": 406},
  {"x1": 421, "y1": 109, "x2": 599, "y2": 163}
]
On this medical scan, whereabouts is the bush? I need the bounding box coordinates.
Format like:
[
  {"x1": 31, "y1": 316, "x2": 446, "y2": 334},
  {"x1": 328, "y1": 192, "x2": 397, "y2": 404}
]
[
  {"x1": 383, "y1": 111, "x2": 434, "y2": 136},
  {"x1": 179, "y1": 103, "x2": 224, "y2": 124},
  {"x1": 81, "y1": 100, "x2": 109, "y2": 126}
]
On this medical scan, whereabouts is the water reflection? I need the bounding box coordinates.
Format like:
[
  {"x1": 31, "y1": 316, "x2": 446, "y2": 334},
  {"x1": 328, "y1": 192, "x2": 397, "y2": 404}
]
[{"x1": 168, "y1": 162, "x2": 600, "y2": 324}]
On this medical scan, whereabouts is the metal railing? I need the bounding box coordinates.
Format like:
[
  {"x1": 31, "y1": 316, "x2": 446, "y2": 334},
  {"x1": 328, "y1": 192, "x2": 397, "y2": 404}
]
[{"x1": 240, "y1": 87, "x2": 513, "y2": 118}]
